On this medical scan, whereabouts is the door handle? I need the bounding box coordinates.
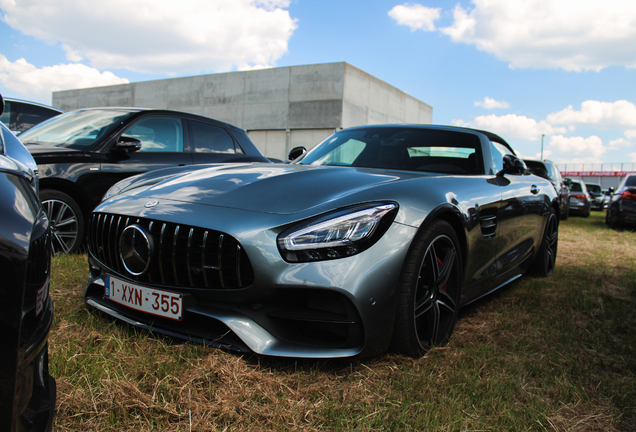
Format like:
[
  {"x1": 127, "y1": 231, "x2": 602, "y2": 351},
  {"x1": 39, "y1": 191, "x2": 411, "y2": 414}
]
[{"x1": 530, "y1": 185, "x2": 540, "y2": 195}]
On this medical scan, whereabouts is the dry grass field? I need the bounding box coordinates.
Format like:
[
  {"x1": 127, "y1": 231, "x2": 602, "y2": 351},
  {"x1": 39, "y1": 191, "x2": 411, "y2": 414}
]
[{"x1": 48, "y1": 211, "x2": 635, "y2": 431}]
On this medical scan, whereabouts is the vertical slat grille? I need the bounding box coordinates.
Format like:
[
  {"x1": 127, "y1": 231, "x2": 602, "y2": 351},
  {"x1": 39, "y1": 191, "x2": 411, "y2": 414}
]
[
  {"x1": 88, "y1": 212, "x2": 254, "y2": 289},
  {"x1": 26, "y1": 230, "x2": 50, "y2": 285}
]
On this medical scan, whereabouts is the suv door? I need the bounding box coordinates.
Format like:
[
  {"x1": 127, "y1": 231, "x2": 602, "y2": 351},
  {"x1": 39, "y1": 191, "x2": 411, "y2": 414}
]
[
  {"x1": 99, "y1": 116, "x2": 193, "y2": 199},
  {"x1": 187, "y1": 119, "x2": 247, "y2": 163}
]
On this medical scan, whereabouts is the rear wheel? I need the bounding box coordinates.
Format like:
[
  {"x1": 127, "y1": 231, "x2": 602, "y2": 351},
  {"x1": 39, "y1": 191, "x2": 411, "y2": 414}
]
[
  {"x1": 529, "y1": 208, "x2": 558, "y2": 277},
  {"x1": 40, "y1": 189, "x2": 84, "y2": 256},
  {"x1": 391, "y1": 220, "x2": 463, "y2": 358}
]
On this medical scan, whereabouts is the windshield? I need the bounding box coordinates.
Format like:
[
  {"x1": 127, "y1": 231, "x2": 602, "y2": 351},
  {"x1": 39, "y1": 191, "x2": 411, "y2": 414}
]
[
  {"x1": 297, "y1": 127, "x2": 483, "y2": 175},
  {"x1": 19, "y1": 109, "x2": 133, "y2": 150},
  {"x1": 586, "y1": 184, "x2": 601, "y2": 194}
]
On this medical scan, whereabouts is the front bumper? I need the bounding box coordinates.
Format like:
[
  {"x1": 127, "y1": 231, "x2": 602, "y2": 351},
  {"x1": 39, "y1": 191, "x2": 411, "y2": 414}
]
[
  {"x1": 590, "y1": 199, "x2": 604, "y2": 210},
  {"x1": 85, "y1": 220, "x2": 416, "y2": 358}
]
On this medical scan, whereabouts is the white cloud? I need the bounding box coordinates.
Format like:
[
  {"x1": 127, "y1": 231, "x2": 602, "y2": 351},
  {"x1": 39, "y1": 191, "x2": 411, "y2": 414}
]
[
  {"x1": 454, "y1": 99, "x2": 636, "y2": 163},
  {"x1": 474, "y1": 97, "x2": 509, "y2": 109},
  {"x1": 452, "y1": 114, "x2": 567, "y2": 141},
  {"x1": 0, "y1": 0, "x2": 297, "y2": 74},
  {"x1": 388, "y1": 4, "x2": 441, "y2": 31},
  {"x1": 0, "y1": 55, "x2": 129, "y2": 102},
  {"x1": 63, "y1": 45, "x2": 83, "y2": 63},
  {"x1": 608, "y1": 138, "x2": 634, "y2": 150},
  {"x1": 628, "y1": 152, "x2": 636, "y2": 163},
  {"x1": 546, "y1": 100, "x2": 636, "y2": 129},
  {"x1": 548, "y1": 135, "x2": 606, "y2": 163},
  {"x1": 437, "y1": 0, "x2": 636, "y2": 71}
]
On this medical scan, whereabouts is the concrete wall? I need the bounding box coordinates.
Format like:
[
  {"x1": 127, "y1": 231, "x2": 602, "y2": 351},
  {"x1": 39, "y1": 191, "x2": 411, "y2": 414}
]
[
  {"x1": 53, "y1": 62, "x2": 432, "y2": 159},
  {"x1": 342, "y1": 64, "x2": 432, "y2": 127},
  {"x1": 247, "y1": 130, "x2": 288, "y2": 161}
]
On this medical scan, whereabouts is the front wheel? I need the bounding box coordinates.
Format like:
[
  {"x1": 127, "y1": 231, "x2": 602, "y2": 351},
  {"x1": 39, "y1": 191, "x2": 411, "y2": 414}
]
[
  {"x1": 606, "y1": 207, "x2": 618, "y2": 228},
  {"x1": 529, "y1": 208, "x2": 558, "y2": 277},
  {"x1": 40, "y1": 189, "x2": 85, "y2": 256},
  {"x1": 391, "y1": 220, "x2": 463, "y2": 358}
]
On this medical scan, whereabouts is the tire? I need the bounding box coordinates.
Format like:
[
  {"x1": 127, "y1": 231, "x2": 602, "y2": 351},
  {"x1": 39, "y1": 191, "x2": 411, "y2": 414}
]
[
  {"x1": 606, "y1": 206, "x2": 618, "y2": 228},
  {"x1": 561, "y1": 201, "x2": 569, "y2": 221},
  {"x1": 582, "y1": 207, "x2": 591, "y2": 218},
  {"x1": 529, "y1": 208, "x2": 558, "y2": 277},
  {"x1": 40, "y1": 189, "x2": 84, "y2": 256},
  {"x1": 391, "y1": 220, "x2": 463, "y2": 358}
]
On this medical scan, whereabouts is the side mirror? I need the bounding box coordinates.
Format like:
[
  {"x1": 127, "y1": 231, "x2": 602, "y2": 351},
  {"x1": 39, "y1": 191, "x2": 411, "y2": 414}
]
[
  {"x1": 288, "y1": 146, "x2": 306, "y2": 161},
  {"x1": 563, "y1": 177, "x2": 573, "y2": 187},
  {"x1": 608, "y1": 187, "x2": 615, "y2": 194},
  {"x1": 499, "y1": 154, "x2": 527, "y2": 175},
  {"x1": 114, "y1": 136, "x2": 142, "y2": 153}
]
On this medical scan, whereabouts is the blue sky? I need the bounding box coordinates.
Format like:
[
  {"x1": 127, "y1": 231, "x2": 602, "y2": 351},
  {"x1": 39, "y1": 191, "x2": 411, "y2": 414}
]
[{"x1": 1, "y1": 0, "x2": 635, "y2": 166}]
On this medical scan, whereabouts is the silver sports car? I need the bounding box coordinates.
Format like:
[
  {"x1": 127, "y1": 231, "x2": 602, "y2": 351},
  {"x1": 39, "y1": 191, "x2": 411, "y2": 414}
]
[{"x1": 85, "y1": 125, "x2": 559, "y2": 358}]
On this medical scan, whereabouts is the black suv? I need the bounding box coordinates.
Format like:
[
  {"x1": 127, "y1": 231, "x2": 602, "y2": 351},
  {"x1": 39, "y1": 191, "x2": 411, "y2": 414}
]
[
  {"x1": 524, "y1": 159, "x2": 570, "y2": 220},
  {"x1": 19, "y1": 108, "x2": 270, "y2": 255}
]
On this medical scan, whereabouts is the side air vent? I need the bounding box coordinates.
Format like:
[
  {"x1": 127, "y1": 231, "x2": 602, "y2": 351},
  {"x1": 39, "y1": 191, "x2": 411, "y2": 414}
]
[{"x1": 479, "y1": 215, "x2": 497, "y2": 239}]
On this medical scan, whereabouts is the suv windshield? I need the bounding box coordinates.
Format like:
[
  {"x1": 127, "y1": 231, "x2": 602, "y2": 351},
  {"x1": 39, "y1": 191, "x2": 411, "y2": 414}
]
[{"x1": 19, "y1": 109, "x2": 133, "y2": 150}]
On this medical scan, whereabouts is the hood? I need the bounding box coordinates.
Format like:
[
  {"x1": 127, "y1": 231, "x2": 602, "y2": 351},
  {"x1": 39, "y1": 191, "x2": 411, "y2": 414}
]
[
  {"x1": 25, "y1": 144, "x2": 83, "y2": 155},
  {"x1": 115, "y1": 163, "x2": 421, "y2": 214}
]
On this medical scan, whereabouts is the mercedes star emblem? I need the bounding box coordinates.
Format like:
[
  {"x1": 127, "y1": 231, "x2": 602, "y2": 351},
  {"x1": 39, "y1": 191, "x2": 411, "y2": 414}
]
[{"x1": 120, "y1": 225, "x2": 153, "y2": 276}]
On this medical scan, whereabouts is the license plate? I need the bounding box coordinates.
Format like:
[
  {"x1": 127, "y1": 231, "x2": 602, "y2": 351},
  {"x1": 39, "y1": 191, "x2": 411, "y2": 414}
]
[{"x1": 105, "y1": 275, "x2": 183, "y2": 321}]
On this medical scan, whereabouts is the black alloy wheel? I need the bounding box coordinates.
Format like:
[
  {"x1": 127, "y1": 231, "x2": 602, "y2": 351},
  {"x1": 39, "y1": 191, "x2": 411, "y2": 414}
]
[
  {"x1": 529, "y1": 208, "x2": 558, "y2": 277},
  {"x1": 40, "y1": 189, "x2": 84, "y2": 256},
  {"x1": 391, "y1": 219, "x2": 462, "y2": 358}
]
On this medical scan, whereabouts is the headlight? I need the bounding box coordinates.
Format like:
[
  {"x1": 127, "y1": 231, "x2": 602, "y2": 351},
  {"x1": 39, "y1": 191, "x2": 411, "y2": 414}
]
[{"x1": 278, "y1": 202, "x2": 397, "y2": 262}]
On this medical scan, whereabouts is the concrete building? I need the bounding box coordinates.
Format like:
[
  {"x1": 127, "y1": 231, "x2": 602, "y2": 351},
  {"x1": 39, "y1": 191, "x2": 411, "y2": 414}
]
[{"x1": 53, "y1": 62, "x2": 433, "y2": 160}]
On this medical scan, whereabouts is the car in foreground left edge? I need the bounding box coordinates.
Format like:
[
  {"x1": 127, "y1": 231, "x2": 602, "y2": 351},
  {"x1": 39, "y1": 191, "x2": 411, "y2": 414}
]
[
  {"x1": 0, "y1": 94, "x2": 56, "y2": 432},
  {"x1": 84, "y1": 124, "x2": 560, "y2": 359}
]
